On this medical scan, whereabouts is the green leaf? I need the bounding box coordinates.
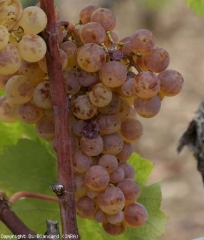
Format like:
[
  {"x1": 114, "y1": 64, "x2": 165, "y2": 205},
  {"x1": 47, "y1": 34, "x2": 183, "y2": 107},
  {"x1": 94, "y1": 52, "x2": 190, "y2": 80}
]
[
  {"x1": 0, "y1": 139, "x2": 56, "y2": 193},
  {"x1": 129, "y1": 153, "x2": 154, "y2": 185},
  {"x1": 0, "y1": 121, "x2": 37, "y2": 153},
  {"x1": 0, "y1": 138, "x2": 57, "y2": 234},
  {"x1": 184, "y1": 0, "x2": 204, "y2": 16}
]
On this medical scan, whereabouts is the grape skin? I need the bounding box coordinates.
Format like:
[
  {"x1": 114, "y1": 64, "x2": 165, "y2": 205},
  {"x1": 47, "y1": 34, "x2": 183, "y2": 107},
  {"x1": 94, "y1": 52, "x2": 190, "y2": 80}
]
[
  {"x1": 76, "y1": 43, "x2": 106, "y2": 72},
  {"x1": 102, "y1": 222, "x2": 126, "y2": 236},
  {"x1": 16, "y1": 6, "x2": 47, "y2": 34},
  {"x1": 100, "y1": 61, "x2": 127, "y2": 88},
  {"x1": 158, "y1": 69, "x2": 184, "y2": 96},
  {"x1": 18, "y1": 34, "x2": 47, "y2": 62},
  {"x1": 5, "y1": 75, "x2": 34, "y2": 104},
  {"x1": 0, "y1": 43, "x2": 21, "y2": 75},
  {"x1": 119, "y1": 162, "x2": 135, "y2": 179},
  {"x1": 115, "y1": 142, "x2": 133, "y2": 163},
  {"x1": 18, "y1": 101, "x2": 44, "y2": 124},
  {"x1": 79, "y1": 4, "x2": 100, "y2": 24},
  {"x1": 84, "y1": 165, "x2": 110, "y2": 191},
  {"x1": 80, "y1": 135, "x2": 103, "y2": 156},
  {"x1": 19, "y1": 61, "x2": 45, "y2": 86},
  {"x1": 33, "y1": 81, "x2": 52, "y2": 109},
  {"x1": 143, "y1": 47, "x2": 170, "y2": 73},
  {"x1": 102, "y1": 132, "x2": 124, "y2": 155},
  {"x1": 134, "y1": 95, "x2": 161, "y2": 118},
  {"x1": 36, "y1": 116, "x2": 55, "y2": 140},
  {"x1": 0, "y1": 72, "x2": 18, "y2": 90},
  {"x1": 94, "y1": 209, "x2": 108, "y2": 223},
  {"x1": 117, "y1": 179, "x2": 140, "y2": 205},
  {"x1": 76, "y1": 196, "x2": 96, "y2": 218},
  {"x1": 96, "y1": 113, "x2": 121, "y2": 135},
  {"x1": 124, "y1": 202, "x2": 148, "y2": 227},
  {"x1": 120, "y1": 118, "x2": 143, "y2": 143},
  {"x1": 98, "y1": 154, "x2": 118, "y2": 173},
  {"x1": 89, "y1": 83, "x2": 112, "y2": 107},
  {"x1": 98, "y1": 92, "x2": 122, "y2": 115},
  {"x1": 61, "y1": 41, "x2": 77, "y2": 70},
  {"x1": 74, "y1": 173, "x2": 88, "y2": 199},
  {"x1": 80, "y1": 22, "x2": 106, "y2": 44},
  {"x1": 63, "y1": 70, "x2": 81, "y2": 95},
  {"x1": 98, "y1": 186, "x2": 125, "y2": 214},
  {"x1": 78, "y1": 71, "x2": 99, "y2": 87},
  {"x1": 91, "y1": 8, "x2": 116, "y2": 31},
  {"x1": 109, "y1": 167, "x2": 125, "y2": 184},
  {"x1": 107, "y1": 211, "x2": 124, "y2": 224},
  {"x1": 73, "y1": 149, "x2": 92, "y2": 173},
  {"x1": 130, "y1": 29, "x2": 156, "y2": 55},
  {"x1": 72, "y1": 95, "x2": 97, "y2": 120},
  {"x1": 0, "y1": 25, "x2": 9, "y2": 50},
  {"x1": 0, "y1": 95, "x2": 19, "y2": 123},
  {"x1": 133, "y1": 71, "x2": 160, "y2": 99}
]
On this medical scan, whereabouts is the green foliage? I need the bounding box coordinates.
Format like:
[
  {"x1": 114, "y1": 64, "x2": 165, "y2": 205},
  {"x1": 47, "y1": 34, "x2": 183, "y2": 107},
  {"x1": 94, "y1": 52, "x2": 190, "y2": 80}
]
[
  {"x1": 184, "y1": 0, "x2": 204, "y2": 16},
  {"x1": 0, "y1": 119, "x2": 167, "y2": 240}
]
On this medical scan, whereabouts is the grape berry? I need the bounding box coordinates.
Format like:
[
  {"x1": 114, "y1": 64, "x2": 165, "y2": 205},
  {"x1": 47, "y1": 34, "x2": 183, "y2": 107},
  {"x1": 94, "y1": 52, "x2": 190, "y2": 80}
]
[{"x1": 0, "y1": 1, "x2": 184, "y2": 236}]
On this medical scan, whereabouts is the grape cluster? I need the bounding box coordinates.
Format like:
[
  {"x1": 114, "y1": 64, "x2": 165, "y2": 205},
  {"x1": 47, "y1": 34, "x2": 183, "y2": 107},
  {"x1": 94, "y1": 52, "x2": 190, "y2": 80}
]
[{"x1": 0, "y1": 1, "x2": 184, "y2": 236}]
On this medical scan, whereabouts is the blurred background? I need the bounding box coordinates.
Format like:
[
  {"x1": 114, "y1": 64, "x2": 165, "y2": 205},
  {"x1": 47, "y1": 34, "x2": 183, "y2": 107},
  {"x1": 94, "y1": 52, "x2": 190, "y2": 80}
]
[{"x1": 20, "y1": 0, "x2": 204, "y2": 239}]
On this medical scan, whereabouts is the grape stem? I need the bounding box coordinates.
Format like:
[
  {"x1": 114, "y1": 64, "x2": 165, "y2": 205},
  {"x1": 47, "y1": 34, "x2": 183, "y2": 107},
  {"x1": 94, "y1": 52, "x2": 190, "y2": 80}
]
[
  {"x1": 40, "y1": 0, "x2": 80, "y2": 239},
  {"x1": 9, "y1": 191, "x2": 58, "y2": 204}
]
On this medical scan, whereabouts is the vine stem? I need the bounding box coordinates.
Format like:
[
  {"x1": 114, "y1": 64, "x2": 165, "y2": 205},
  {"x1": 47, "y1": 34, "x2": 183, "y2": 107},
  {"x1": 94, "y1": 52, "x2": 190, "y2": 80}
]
[
  {"x1": 40, "y1": 1, "x2": 79, "y2": 239},
  {"x1": 9, "y1": 192, "x2": 58, "y2": 204}
]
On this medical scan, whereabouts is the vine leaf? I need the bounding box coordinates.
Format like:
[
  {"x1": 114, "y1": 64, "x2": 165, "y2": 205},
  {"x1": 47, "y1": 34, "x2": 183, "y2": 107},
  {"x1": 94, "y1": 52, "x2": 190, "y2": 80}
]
[
  {"x1": 129, "y1": 153, "x2": 154, "y2": 185},
  {"x1": 184, "y1": 0, "x2": 204, "y2": 16},
  {"x1": 0, "y1": 121, "x2": 37, "y2": 153}
]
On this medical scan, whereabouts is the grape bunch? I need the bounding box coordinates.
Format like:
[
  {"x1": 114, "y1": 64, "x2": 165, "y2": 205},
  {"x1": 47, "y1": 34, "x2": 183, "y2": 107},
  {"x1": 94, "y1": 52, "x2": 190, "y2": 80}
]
[{"x1": 0, "y1": 1, "x2": 184, "y2": 236}]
